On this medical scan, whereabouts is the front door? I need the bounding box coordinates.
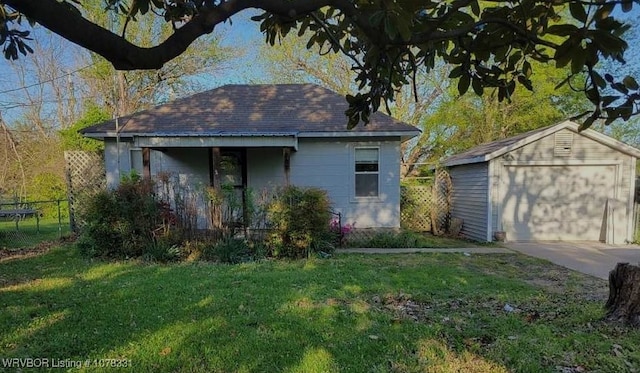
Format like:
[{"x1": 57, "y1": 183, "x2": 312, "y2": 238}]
[{"x1": 218, "y1": 149, "x2": 247, "y2": 226}]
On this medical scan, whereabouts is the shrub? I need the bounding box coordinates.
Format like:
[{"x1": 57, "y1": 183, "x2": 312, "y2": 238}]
[
  {"x1": 144, "y1": 229, "x2": 184, "y2": 262},
  {"x1": 330, "y1": 218, "x2": 355, "y2": 247},
  {"x1": 26, "y1": 172, "x2": 69, "y2": 219},
  {"x1": 346, "y1": 230, "x2": 427, "y2": 248},
  {"x1": 203, "y1": 238, "x2": 252, "y2": 264},
  {"x1": 77, "y1": 176, "x2": 170, "y2": 259},
  {"x1": 0, "y1": 230, "x2": 6, "y2": 247},
  {"x1": 266, "y1": 186, "x2": 333, "y2": 259}
]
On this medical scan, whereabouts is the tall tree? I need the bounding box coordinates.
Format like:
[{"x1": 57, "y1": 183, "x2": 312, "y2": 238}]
[
  {"x1": 0, "y1": 34, "x2": 81, "y2": 200},
  {"x1": 260, "y1": 30, "x2": 594, "y2": 176},
  {"x1": 75, "y1": 1, "x2": 232, "y2": 117},
  {"x1": 2, "y1": 0, "x2": 639, "y2": 128},
  {"x1": 0, "y1": 4, "x2": 233, "y2": 199},
  {"x1": 420, "y1": 60, "x2": 592, "y2": 163},
  {"x1": 260, "y1": 33, "x2": 449, "y2": 178}
]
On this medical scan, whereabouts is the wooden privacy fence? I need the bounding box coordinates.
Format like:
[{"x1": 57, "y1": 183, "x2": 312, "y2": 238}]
[
  {"x1": 400, "y1": 169, "x2": 452, "y2": 234},
  {"x1": 64, "y1": 151, "x2": 106, "y2": 232}
]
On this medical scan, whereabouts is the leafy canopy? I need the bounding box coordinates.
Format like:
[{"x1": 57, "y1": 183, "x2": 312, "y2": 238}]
[
  {"x1": 59, "y1": 104, "x2": 110, "y2": 152},
  {"x1": 1, "y1": 0, "x2": 639, "y2": 128}
]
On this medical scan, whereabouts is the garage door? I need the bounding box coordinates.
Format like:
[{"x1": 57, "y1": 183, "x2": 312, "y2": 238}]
[{"x1": 501, "y1": 165, "x2": 616, "y2": 241}]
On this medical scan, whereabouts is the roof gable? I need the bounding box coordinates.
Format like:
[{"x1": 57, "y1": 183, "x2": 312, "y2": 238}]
[
  {"x1": 82, "y1": 84, "x2": 419, "y2": 139},
  {"x1": 443, "y1": 120, "x2": 640, "y2": 166}
]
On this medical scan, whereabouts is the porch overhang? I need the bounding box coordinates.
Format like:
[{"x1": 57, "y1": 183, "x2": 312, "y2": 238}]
[
  {"x1": 132, "y1": 133, "x2": 299, "y2": 150},
  {"x1": 297, "y1": 130, "x2": 421, "y2": 142}
]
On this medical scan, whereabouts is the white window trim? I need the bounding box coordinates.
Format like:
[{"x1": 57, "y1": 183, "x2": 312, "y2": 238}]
[{"x1": 352, "y1": 145, "x2": 381, "y2": 201}]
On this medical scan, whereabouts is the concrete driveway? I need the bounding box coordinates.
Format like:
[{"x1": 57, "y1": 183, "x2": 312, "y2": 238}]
[{"x1": 503, "y1": 241, "x2": 640, "y2": 280}]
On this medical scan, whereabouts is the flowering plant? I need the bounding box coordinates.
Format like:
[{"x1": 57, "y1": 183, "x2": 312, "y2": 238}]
[{"x1": 330, "y1": 218, "x2": 355, "y2": 246}]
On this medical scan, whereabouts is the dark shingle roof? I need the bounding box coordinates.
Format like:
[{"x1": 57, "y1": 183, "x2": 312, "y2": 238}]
[{"x1": 82, "y1": 84, "x2": 419, "y2": 137}]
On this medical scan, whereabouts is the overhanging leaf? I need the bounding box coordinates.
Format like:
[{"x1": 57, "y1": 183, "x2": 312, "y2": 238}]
[
  {"x1": 458, "y1": 74, "x2": 470, "y2": 96},
  {"x1": 569, "y1": 3, "x2": 587, "y2": 23},
  {"x1": 622, "y1": 76, "x2": 639, "y2": 90}
]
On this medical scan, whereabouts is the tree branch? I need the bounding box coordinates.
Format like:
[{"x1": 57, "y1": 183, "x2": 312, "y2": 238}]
[{"x1": 3, "y1": 0, "x2": 357, "y2": 70}]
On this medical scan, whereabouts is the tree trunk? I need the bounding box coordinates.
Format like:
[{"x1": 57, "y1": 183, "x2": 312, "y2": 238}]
[{"x1": 605, "y1": 263, "x2": 640, "y2": 327}]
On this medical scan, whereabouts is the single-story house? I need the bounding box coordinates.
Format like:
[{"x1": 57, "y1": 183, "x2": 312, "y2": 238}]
[
  {"x1": 442, "y1": 120, "x2": 640, "y2": 244},
  {"x1": 81, "y1": 83, "x2": 420, "y2": 230}
]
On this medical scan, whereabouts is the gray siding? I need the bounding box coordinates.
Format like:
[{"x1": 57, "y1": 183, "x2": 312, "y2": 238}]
[
  {"x1": 103, "y1": 137, "x2": 405, "y2": 229},
  {"x1": 507, "y1": 129, "x2": 633, "y2": 199},
  {"x1": 500, "y1": 128, "x2": 635, "y2": 242},
  {"x1": 104, "y1": 139, "x2": 133, "y2": 189},
  {"x1": 448, "y1": 162, "x2": 489, "y2": 241},
  {"x1": 290, "y1": 138, "x2": 402, "y2": 228},
  {"x1": 246, "y1": 148, "x2": 285, "y2": 191},
  {"x1": 150, "y1": 148, "x2": 211, "y2": 229}
]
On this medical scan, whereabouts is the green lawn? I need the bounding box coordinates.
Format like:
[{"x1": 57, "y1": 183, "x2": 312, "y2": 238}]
[
  {"x1": 0, "y1": 218, "x2": 71, "y2": 249},
  {"x1": 1, "y1": 246, "x2": 638, "y2": 372}
]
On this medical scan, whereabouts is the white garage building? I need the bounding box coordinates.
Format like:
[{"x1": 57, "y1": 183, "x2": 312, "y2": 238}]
[{"x1": 443, "y1": 120, "x2": 640, "y2": 244}]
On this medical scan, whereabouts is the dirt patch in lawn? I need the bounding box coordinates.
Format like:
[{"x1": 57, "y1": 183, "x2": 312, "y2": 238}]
[
  {"x1": 371, "y1": 254, "x2": 611, "y2": 328},
  {"x1": 462, "y1": 254, "x2": 609, "y2": 302},
  {"x1": 0, "y1": 240, "x2": 60, "y2": 263}
]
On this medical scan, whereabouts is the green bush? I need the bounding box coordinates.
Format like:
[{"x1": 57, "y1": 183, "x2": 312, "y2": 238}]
[
  {"x1": 24, "y1": 172, "x2": 69, "y2": 219},
  {"x1": 59, "y1": 103, "x2": 109, "y2": 152},
  {"x1": 77, "y1": 176, "x2": 169, "y2": 259},
  {"x1": 346, "y1": 230, "x2": 431, "y2": 248},
  {"x1": 266, "y1": 186, "x2": 333, "y2": 259},
  {"x1": 145, "y1": 229, "x2": 185, "y2": 262},
  {"x1": 203, "y1": 238, "x2": 252, "y2": 264},
  {"x1": 0, "y1": 230, "x2": 6, "y2": 247}
]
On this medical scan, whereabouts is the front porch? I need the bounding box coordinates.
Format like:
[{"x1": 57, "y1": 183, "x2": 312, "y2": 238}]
[{"x1": 104, "y1": 138, "x2": 295, "y2": 231}]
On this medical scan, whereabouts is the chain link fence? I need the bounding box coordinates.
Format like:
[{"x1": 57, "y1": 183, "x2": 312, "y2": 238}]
[{"x1": 0, "y1": 199, "x2": 71, "y2": 249}]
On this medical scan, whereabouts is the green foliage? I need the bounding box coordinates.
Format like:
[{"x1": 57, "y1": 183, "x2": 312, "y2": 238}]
[
  {"x1": 59, "y1": 103, "x2": 109, "y2": 151},
  {"x1": 266, "y1": 186, "x2": 333, "y2": 259},
  {"x1": 0, "y1": 230, "x2": 6, "y2": 247},
  {"x1": 419, "y1": 60, "x2": 591, "y2": 165},
  {"x1": 346, "y1": 231, "x2": 420, "y2": 248},
  {"x1": 207, "y1": 183, "x2": 251, "y2": 238},
  {"x1": 203, "y1": 238, "x2": 253, "y2": 264},
  {"x1": 3, "y1": 0, "x2": 640, "y2": 127},
  {"x1": 77, "y1": 176, "x2": 167, "y2": 259},
  {"x1": 400, "y1": 184, "x2": 432, "y2": 231},
  {"x1": 25, "y1": 172, "x2": 68, "y2": 218},
  {"x1": 145, "y1": 233, "x2": 183, "y2": 262},
  {"x1": 345, "y1": 230, "x2": 463, "y2": 249}
]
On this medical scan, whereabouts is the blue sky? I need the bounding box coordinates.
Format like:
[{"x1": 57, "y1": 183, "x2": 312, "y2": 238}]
[
  {"x1": 0, "y1": 11, "x2": 266, "y2": 122},
  {"x1": 214, "y1": 10, "x2": 265, "y2": 85}
]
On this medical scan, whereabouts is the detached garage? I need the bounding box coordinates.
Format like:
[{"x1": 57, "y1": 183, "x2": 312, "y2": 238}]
[{"x1": 443, "y1": 120, "x2": 640, "y2": 244}]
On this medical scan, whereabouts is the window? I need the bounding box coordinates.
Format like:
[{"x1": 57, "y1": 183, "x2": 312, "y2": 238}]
[{"x1": 355, "y1": 148, "x2": 379, "y2": 197}]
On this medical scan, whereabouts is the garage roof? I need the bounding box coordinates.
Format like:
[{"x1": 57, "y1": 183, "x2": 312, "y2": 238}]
[{"x1": 442, "y1": 120, "x2": 640, "y2": 167}]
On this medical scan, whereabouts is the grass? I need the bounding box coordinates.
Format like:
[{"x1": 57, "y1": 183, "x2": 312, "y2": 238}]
[
  {"x1": 0, "y1": 218, "x2": 71, "y2": 249},
  {"x1": 1, "y1": 246, "x2": 639, "y2": 372}
]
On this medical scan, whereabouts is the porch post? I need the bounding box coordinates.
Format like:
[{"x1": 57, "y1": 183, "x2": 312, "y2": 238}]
[
  {"x1": 284, "y1": 148, "x2": 291, "y2": 186},
  {"x1": 142, "y1": 148, "x2": 150, "y2": 178},
  {"x1": 209, "y1": 147, "x2": 222, "y2": 231}
]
